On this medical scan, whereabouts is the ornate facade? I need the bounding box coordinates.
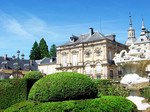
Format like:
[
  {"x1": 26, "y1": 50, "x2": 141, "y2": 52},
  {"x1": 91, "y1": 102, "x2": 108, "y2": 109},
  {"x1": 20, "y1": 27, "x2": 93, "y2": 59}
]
[{"x1": 56, "y1": 28, "x2": 127, "y2": 79}]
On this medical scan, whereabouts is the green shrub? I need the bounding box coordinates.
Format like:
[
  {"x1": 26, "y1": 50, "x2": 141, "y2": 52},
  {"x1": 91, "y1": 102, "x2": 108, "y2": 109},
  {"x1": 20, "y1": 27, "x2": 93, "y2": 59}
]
[
  {"x1": 4, "y1": 96, "x2": 137, "y2": 112},
  {"x1": 0, "y1": 79, "x2": 27, "y2": 109},
  {"x1": 94, "y1": 79, "x2": 129, "y2": 97},
  {"x1": 0, "y1": 110, "x2": 4, "y2": 112},
  {"x1": 24, "y1": 71, "x2": 43, "y2": 79},
  {"x1": 0, "y1": 78, "x2": 38, "y2": 109},
  {"x1": 28, "y1": 72, "x2": 98, "y2": 102},
  {"x1": 139, "y1": 87, "x2": 150, "y2": 102}
]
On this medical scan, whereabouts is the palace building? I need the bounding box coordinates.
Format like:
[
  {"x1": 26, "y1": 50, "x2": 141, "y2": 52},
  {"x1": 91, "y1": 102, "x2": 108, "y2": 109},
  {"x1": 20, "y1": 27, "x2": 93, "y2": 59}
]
[{"x1": 56, "y1": 28, "x2": 127, "y2": 79}]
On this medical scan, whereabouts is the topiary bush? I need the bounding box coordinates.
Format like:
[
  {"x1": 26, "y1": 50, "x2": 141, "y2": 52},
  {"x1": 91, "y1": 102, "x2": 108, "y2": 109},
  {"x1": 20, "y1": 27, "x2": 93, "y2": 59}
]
[
  {"x1": 28, "y1": 72, "x2": 98, "y2": 102},
  {"x1": 4, "y1": 96, "x2": 137, "y2": 112},
  {"x1": 94, "y1": 79, "x2": 129, "y2": 97},
  {"x1": 139, "y1": 87, "x2": 150, "y2": 102},
  {"x1": 24, "y1": 71, "x2": 43, "y2": 80},
  {"x1": 0, "y1": 79, "x2": 27, "y2": 109}
]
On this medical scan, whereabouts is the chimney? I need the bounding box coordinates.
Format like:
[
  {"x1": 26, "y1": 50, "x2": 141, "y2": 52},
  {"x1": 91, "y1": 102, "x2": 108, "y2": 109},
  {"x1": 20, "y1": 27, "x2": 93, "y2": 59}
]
[
  {"x1": 4, "y1": 54, "x2": 7, "y2": 60},
  {"x1": 89, "y1": 28, "x2": 94, "y2": 36}
]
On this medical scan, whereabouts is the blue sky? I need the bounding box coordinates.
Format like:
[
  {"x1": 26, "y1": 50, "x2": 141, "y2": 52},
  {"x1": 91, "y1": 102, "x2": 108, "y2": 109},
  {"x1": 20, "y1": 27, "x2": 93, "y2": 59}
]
[{"x1": 0, "y1": 0, "x2": 150, "y2": 59}]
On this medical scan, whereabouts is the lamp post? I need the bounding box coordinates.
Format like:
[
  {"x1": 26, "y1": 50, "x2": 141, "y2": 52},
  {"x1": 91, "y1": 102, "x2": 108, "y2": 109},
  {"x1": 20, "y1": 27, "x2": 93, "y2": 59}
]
[{"x1": 16, "y1": 50, "x2": 20, "y2": 78}]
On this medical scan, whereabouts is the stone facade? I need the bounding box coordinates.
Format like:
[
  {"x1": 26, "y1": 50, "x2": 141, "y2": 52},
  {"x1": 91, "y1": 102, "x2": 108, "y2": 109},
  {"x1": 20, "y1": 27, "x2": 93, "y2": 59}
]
[
  {"x1": 37, "y1": 57, "x2": 56, "y2": 75},
  {"x1": 56, "y1": 28, "x2": 127, "y2": 79}
]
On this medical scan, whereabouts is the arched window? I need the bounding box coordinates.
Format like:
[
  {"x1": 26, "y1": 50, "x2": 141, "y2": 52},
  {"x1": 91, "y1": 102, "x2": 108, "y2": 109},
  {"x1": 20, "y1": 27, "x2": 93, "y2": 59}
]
[
  {"x1": 96, "y1": 63, "x2": 101, "y2": 73},
  {"x1": 96, "y1": 63, "x2": 102, "y2": 79},
  {"x1": 85, "y1": 64, "x2": 91, "y2": 75}
]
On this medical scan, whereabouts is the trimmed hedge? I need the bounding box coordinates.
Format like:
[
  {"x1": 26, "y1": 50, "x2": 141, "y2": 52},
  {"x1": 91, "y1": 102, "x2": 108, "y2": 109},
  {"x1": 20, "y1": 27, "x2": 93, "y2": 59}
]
[
  {"x1": 28, "y1": 72, "x2": 98, "y2": 102},
  {"x1": 0, "y1": 79, "x2": 38, "y2": 109},
  {"x1": 24, "y1": 71, "x2": 43, "y2": 79},
  {"x1": 0, "y1": 79, "x2": 27, "y2": 109},
  {"x1": 4, "y1": 96, "x2": 137, "y2": 112},
  {"x1": 139, "y1": 87, "x2": 150, "y2": 102},
  {"x1": 94, "y1": 79, "x2": 129, "y2": 97}
]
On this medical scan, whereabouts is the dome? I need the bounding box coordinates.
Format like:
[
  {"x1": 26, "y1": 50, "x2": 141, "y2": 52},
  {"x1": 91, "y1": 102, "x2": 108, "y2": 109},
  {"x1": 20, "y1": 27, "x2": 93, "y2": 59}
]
[{"x1": 125, "y1": 38, "x2": 136, "y2": 46}]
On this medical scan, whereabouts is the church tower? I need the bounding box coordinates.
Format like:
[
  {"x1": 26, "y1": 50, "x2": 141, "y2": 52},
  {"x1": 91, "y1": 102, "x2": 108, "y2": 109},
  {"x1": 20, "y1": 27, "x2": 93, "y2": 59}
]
[
  {"x1": 125, "y1": 15, "x2": 136, "y2": 46},
  {"x1": 140, "y1": 18, "x2": 146, "y2": 36},
  {"x1": 136, "y1": 18, "x2": 149, "y2": 42}
]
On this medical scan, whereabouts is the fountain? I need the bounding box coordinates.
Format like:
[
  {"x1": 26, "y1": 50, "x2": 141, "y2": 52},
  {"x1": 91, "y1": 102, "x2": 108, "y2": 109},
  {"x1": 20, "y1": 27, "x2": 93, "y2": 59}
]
[{"x1": 113, "y1": 44, "x2": 150, "y2": 111}]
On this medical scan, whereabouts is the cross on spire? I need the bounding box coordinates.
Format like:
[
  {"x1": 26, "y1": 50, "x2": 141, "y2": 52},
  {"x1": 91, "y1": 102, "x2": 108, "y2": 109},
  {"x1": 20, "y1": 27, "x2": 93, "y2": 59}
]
[
  {"x1": 141, "y1": 17, "x2": 146, "y2": 30},
  {"x1": 129, "y1": 15, "x2": 132, "y2": 27}
]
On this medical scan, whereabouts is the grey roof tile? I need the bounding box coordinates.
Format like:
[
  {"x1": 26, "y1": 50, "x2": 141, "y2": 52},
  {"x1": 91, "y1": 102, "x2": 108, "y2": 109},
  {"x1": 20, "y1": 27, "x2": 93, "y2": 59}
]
[
  {"x1": 0, "y1": 56, "x2": 38, "y2": 71},
  {"x1": 39, "y1": 57, "x2": 56, "y2": 65},
  {"x1": 59, "y1": 31, "x2": 116, "y2": 46}
]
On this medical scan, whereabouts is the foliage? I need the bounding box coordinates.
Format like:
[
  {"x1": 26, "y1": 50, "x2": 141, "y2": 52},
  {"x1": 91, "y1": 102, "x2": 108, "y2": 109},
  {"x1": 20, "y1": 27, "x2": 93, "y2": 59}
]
[
  {"x1": 39, "y1": 38, "x2": 49, "y2": 58},
  {"x1": 28, "y1": 72, "x2": 98, "y2": 102},
  {"x1": 24, "y1": 71, "x2": 43, "y2": 80},
  {"x1": 94, "y1": 79, "x2": 130, "y2": 97},
  {"x1": 24, "y1": 71, "x2": 43, "y2": 96},
  {"x1": 29, "y1": 41, "x2": 41, "y2": 60},
  {"x1": 4, "y1": 96, "x2": 137, "y2": 112},
  {"x1": 49, "y1": 44, "x2": 56, "y2": 58},
  {"x1": 139, "y1": 87, "x2": 150, "y2": 102},
  {"x1": 0, "y1": 79, "x2": 27, "y2": 109}
]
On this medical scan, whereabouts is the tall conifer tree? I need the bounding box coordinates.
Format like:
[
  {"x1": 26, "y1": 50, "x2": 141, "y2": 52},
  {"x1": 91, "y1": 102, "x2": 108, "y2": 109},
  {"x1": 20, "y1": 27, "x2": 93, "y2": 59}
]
[
  {"x1": 49, "y1": 44, "x2": 56, "y2": 58},
  {"x1": 39, "y1": 38, "x2": 49, "y2": 58},
  {"x1": 29, "y1": 41, "x2": 41, "y2": 60}
]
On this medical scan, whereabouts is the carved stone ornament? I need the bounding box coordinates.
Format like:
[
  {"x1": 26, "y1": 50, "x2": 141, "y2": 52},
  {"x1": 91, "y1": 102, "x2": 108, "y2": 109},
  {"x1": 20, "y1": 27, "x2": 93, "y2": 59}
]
[
  {"x1": 72, "y1": 50, "x2": 78, "y2": 54},
  {"x1": 85, "y1": 49, "x2": 91, "y2": 57},
  {"x1": 62, "y1": 52, "x2": 67, "y2": 55},
  {"x1": 95, "y1": 48, "x2": 102, "y2": 56}
]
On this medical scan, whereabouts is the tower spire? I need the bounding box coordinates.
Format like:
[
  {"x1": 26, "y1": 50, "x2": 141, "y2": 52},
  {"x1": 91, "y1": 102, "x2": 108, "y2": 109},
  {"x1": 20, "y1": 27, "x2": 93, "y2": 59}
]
[
  {"x1": 125, "y1": 13, "x2": 136, "y2": 46},
  {"x1": 141, "y1": 17, "x2": 146, "y2": 30},
  {"x1": 129, "y1": 14, "x2": 132, "y2": 27}
]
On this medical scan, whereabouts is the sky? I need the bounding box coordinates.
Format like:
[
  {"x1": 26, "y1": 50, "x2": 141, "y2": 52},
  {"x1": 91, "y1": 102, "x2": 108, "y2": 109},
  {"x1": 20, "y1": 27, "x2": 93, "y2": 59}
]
[{"x1": 0, "y1": 0, "x2": 150, "y2": 59}]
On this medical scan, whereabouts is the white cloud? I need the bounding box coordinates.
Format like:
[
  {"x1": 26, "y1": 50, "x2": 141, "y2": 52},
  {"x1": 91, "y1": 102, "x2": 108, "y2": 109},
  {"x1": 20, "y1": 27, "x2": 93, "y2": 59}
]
[
  {"x1": 0, "y1": 10, "x2": 128, "y2": 58},
  {"x1": 0, "y1": 11, "x2": 33, "y2": 39}
]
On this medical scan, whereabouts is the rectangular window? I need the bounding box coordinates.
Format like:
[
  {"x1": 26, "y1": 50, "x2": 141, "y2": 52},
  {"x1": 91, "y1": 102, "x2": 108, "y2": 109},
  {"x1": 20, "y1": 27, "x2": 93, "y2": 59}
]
[
  {"x1": 72, "y1": 55, "x2": 77, "y2": 66},
  {"x1": 110, "y1": 70, "x2": 113, "y2": 79},
  {"x1": 109, "y1": 51, "x2": 112, "y2": 60},
  {"x1": 97, "y1": 75, "x2": 101, "y2": 79},
  {"x1": 62, "y1": 55, "x2": 67, "y2": 66}
]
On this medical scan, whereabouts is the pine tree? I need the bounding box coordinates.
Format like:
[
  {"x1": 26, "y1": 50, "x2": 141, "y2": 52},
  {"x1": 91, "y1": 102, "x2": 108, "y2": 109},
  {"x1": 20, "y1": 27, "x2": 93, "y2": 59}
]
[
  {"x1": 29, "y1": 41, "x2": 41, "y2": 60},
  {"x1": 39, "y1": 38, "x2": 49, "y2": 58},
  {"x1": 49, "y1": 44, "x2": 56, "y2": 58}
]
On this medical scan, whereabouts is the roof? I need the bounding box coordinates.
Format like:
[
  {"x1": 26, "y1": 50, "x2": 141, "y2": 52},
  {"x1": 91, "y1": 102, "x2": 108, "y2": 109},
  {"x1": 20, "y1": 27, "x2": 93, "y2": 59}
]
[
  {"x1": 59, "y1": 31, "x2": 116, "y2": 47},
  {"x1": 0, "y1": 56, "x2": 38, "y2": 71},
  {"x1": 125, "y1": 37, "x2": 137, "y2": 46},
  {"x1": 38, "y1": 57, "x2": 56, "y2": 65}
]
